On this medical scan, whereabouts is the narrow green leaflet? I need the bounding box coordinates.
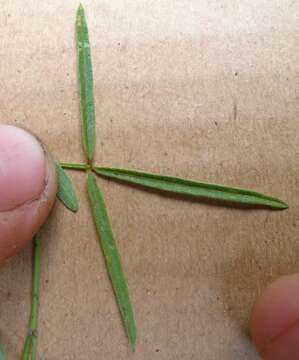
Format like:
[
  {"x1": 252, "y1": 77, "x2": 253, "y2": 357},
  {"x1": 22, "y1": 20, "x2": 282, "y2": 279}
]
[
  {"x1": 56, "y1": 163, "x2": 79, "y2": 212},
  {"x1": 87, "y1": 173, "x2": 136, "y2": 349},
  {"x1": 76, "y1": 4, "x2": 96, "y2": 162},
  {"x1": 94, "y1": 167, "x2": 288, "y2": 209}
]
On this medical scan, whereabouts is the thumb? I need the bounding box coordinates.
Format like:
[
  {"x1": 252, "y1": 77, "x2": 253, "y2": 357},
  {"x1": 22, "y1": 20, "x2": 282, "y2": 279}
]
[{"x1": 0, "y1": 124, "x2": 57, "y2": 264}]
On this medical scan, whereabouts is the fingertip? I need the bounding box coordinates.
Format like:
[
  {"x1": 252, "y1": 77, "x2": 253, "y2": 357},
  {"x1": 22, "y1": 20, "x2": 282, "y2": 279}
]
[
  {"x1": 0, "y1": 124, "x2": 57, "y2": 263},
  {"x1": 250, "y1": 274, "x2": 299, "y2": 359},
  {"x1": 0, "y1": 124, "x2": 46, "y2": 211}
]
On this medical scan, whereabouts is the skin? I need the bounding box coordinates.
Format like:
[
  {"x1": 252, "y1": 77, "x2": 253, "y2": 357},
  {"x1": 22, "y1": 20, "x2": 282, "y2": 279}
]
[
  {"x1": 250, "y1": 274, "x2": 299, "y2": 359},
  {"x1": 0, "y1": 124, "x2": 298, "y2": 358},
  {"x1": 0, "y1": 124, "x2": 57, "y2": 264}
]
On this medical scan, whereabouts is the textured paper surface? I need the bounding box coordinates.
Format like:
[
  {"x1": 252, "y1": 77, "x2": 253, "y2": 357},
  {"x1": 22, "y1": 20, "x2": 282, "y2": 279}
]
[{"x1": 0, "y1": 1, "x2": 298, "y2": 359}]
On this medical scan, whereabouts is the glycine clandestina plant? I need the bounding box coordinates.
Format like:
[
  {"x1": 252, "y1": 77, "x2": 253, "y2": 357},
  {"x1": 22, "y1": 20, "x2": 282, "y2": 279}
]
[{"x1": 17, "y1": 4, "x2": 288, "y2": 359}]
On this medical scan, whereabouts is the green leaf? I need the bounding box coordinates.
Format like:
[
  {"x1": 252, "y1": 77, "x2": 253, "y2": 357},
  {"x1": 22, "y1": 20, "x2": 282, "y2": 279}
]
[
  {"x1": 76, "y1": 4, "x2": 96, "y2": 162},
  {"x1": 87, "y1": 173, "x2": 136, "y2": 349},
  {"x1": 94, "y1": 167, "x2": 288, "y2": 209},
  {"x1": 56, "y1": 163, "x2": 79, "y2": 212}
]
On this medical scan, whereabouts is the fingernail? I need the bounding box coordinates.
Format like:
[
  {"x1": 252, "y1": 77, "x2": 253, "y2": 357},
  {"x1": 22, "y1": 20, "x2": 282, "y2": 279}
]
[
  {"x1": 0, "y1": 124, "x2": 47, "y2": 211},
  {"x1": 263, "y1": 320, "x2": 299, "y2": 359}
]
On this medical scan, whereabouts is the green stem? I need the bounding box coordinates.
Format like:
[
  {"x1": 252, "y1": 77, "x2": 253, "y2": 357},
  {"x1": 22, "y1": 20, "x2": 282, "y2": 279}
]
[
  {"x1": 21, "y1": 337, "x2": 32, "y2": 359},
  {"x1": 31, "y1": 337, "x2": 37, "y2": 360},
  {"x1": 60, "y1": 162, "x2": 89, "y2": 171},
  {"x1": 21, "y1": 232, "x2": 42, "y2": 360}
]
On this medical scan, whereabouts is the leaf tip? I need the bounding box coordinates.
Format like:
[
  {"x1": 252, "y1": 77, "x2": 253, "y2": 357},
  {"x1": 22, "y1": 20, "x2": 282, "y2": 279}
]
[
  {"x1": 127, "y1": 332, "x2": 136, "y2": 352},
  {"x1": 77, "y1": 3, "x2": 84, "y2": 12},
  {"x1": 269, "y1": 200, "x2": 288, "y2": 210},
  {"x1": 270, "y1": 197, "x2": 288, "y2": 209},
  {"x1": 76, "y1": 3, "x2": 85, "y2": 23},
  {"x1": 128, "y1": 326, "x2": 137, "y2": 352},
  {"x1": 70, "y1": 203, "x2": 79, "y2": 213},
  {"x1": 278, "y1": 201, "x2": 288, "y2": 209}
]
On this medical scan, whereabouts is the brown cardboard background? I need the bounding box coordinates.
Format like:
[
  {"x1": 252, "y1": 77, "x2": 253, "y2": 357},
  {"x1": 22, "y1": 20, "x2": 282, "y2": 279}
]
[{"x1": 0, "y1": 1, "x2": 298, "y2": 358}]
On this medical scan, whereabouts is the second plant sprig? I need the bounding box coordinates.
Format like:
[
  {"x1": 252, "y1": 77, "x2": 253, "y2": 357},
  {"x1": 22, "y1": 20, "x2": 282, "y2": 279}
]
[{"x1": 22, "y1": 233, "x2": 43, "y2": 360}]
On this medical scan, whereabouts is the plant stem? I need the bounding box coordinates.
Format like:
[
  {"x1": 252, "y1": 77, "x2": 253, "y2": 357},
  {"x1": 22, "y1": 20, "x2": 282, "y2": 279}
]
[
  {"x1": 60, "y1": 162, "x2": 89, "y2": 171},
  {"x1": 21, "y1": 232, "x2": 42, "y2": 360},
  {"x1": 31, "y1": 337, "x2": 37, "y2": 360},
  {"x1": 21, "y1": 337, "x2": 32, "y2": 359}
]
